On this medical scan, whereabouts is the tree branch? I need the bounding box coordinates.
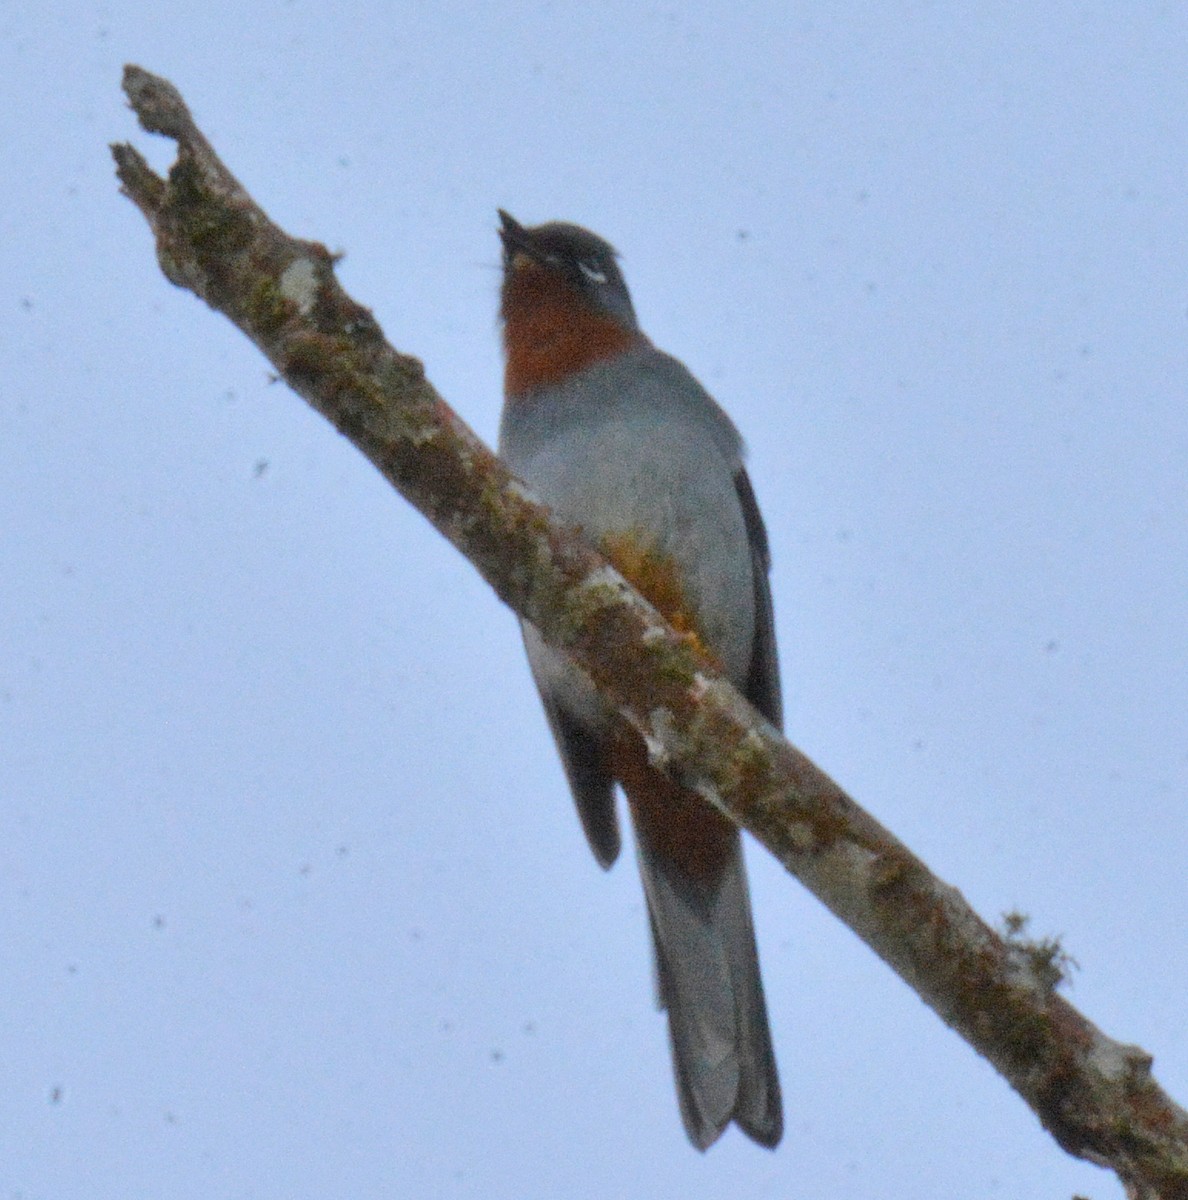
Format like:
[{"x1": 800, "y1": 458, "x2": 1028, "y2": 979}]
[{"x1": 112, "y1": 65, "x2": 1188, "y2": 1199}]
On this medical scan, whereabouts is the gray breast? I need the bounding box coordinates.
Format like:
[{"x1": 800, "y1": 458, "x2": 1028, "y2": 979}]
[{"x1": 500, "y1": 347, "x2": 755, "y2": 689}]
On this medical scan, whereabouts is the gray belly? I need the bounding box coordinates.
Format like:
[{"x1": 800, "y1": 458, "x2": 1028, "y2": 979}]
[{"x1": 507, "y1": 408, "x2": 755, "y2": 729}]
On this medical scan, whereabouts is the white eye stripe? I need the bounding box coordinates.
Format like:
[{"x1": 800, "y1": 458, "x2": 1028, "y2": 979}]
[{"x1": 578, "y1": 260, "x2": 608, "y2": 284}]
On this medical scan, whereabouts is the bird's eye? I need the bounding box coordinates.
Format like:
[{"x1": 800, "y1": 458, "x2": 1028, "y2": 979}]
[{"x1": 578, "y1": 260, "x2": 608, "y2": 285}]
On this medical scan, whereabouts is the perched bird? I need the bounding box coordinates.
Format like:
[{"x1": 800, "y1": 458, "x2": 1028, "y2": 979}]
[{"x1": 496, "y1": 210, "x2": 783, "y2": 1150}]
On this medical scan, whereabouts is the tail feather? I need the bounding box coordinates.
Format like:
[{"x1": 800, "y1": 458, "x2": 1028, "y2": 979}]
[{"x1": 635, "y1": 829, "x2": 782, "y2": 1149}]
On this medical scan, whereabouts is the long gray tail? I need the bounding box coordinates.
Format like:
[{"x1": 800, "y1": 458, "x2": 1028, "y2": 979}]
[{"x1": 635, "y1": 828, "x2": 782, "y2": 1149}]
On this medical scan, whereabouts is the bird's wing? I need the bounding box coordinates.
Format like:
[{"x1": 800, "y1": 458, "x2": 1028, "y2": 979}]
[
  {"x1": 522, "y1": 624, "x2": 621, "y2": 869},
  {"x1": 734, "y1": 466, "x2": 782, "y2": 729}
]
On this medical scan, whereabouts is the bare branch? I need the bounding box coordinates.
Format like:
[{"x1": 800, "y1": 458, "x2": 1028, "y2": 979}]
[{"x1": 113, "y1": 65, "x2": 1188, "y2": 1199}]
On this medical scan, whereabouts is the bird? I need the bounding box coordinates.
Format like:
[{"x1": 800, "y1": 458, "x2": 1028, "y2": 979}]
[{"x1": 496, "y1": 210, "x2": 783, "y2": 1150}]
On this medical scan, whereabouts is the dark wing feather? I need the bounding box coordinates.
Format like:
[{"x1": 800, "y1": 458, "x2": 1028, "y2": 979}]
[
  {"x1": 734, "y1": 468, "x2": 782, "y2": 729},
  {"x1": 536, "y1": 687, "x2": 621, "y2": 869}
]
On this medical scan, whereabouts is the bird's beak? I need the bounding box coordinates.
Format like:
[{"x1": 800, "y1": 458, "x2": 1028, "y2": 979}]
[{"x1": 498, "y1": 209, "x2": 536, "y2": 263}]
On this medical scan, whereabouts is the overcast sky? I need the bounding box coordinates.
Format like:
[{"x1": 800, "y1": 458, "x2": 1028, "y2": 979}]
[{"x1": 3, "y1": 3, "x2": 1186, "y2": 1197}]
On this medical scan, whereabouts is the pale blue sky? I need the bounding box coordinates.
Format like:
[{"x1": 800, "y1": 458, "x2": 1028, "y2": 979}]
[{"x1": 3, "y1": 3, "x2": 1186, "y2": 1197}]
